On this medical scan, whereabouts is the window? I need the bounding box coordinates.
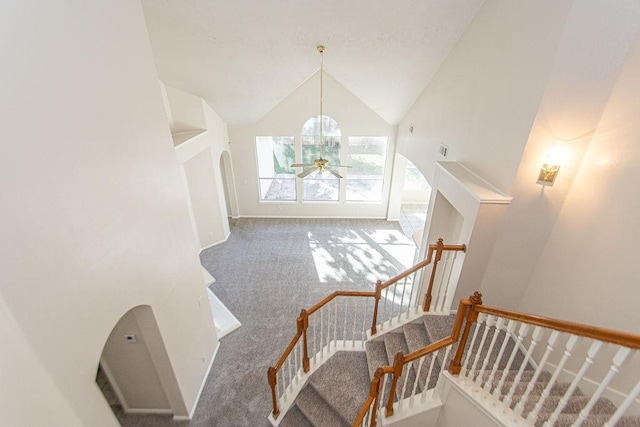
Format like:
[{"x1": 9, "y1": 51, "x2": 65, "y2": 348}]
[
  {"x1": 301, "y1": 116, "x2": 341, "y2": 201},
  {"x1": 404, "y1": 159, "x2": 429, "y2": 191},
  {"x1": 255, "y1": 136, "x2": 296, "y2": 201},
  {"x1": 346, "y1": 136, "x2": 388, "y2": 201}
]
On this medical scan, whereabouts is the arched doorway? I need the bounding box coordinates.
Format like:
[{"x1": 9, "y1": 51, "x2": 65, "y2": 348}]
[{"x1": 96, "y1": 305, "x2": 187, "y2": 419}]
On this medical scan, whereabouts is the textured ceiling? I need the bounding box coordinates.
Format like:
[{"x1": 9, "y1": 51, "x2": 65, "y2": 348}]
[{"x1": 141, "y1": 0, "x2": 485, "y2": 125}]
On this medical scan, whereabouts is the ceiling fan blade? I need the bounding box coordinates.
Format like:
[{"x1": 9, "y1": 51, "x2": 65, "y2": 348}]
[
  {"x1": 298, "y1": 167, "x2": 318, "y2": 178},
  {"x1": 291, "y1": 163, "x2": 315, "y2": 167},
  {"x1": 327, "y1": 169, "x2": 343, "y2": 179}
]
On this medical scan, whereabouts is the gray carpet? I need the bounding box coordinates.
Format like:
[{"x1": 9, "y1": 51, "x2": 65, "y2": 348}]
[{"x1": 110, "y1": 217, "x2": 414, "y2": 427}]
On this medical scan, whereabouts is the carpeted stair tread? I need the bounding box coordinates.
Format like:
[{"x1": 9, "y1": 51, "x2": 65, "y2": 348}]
[
  {"x1": 422, "y1": 314, "x2": 456, "y2": 343},
  {"x1": 365, "y1": 340, "x2": 389, "y2": 379},
  {"x1": 279, "y1": 403, "x2": 315, "y2": 427},
  {"x1": 403, "y1": 323, "x2": 430, "y2": 353},
  {"x1": 294, "y1": 385, "x2": 348, "y2": 427},
  {"x1": 383, "y1": 332, "x2": 419, "y2": 399},
  {"x1": 308, "y1": 351, "x2": 370, "y2": 423}
]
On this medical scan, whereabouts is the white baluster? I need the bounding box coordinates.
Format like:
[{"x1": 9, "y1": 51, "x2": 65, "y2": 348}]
[
  {"x1": 333, "y1": 298, "x2": 338, "y2": 346},
  {"x1": 526, "y1": 335, "x2": 579, "y2": 426},
  {"x1": 399, "y1": 277, "x2": 408, "y2": 319},
  {"x1": 476, "y1": 317, "x2": 506, "y2": 389},
  {"x1": 390, "y1": 284, "x2": 397, "y2": 325},
  {"x1": 362, "y1": 298, "x2": 368, "y2": 341},
  {"x1": 312, "y1": 314, "x2": 317, "y2": 366},
  {"x1": 380, "y1": 375, "x2": 389, "y2": 410},
  {"x1": 514, "y1": 330, "x2": 560, "y2": 419},
  {"x1": 410, "y1": 357, "x2": 426, "y2": 408},
  {"x1": 574, "y1": 346, "x2": 632, "y2": 427},
  {"x1": 410, "y1": 270, "x2": 420, "y2": 314},
  {"x1": 280, "y1": 370, "x2": 287, "y2": 401},
  {"x1": 399, "y1": 362, "x2": 411, "y2": 411},
  {"x1": 462, "y1": 314, "x2": 486, "y2": 379},
  {"x1": 352, "y1": 298, "x2": 357, "y2": 348},
  {"x1": 320, "y1": 307, "x2": 325, "y2": 359},
  {"x1": 502, "y1": 326, "x2": 542, "y2": 412},
  {"x1": 468, "y1": 315, "x2": 495, "y2": 383},
  {"x1": 422, "y1": 349, "x2": 439, "y2": 404},
  {"x1": 293, "y1": 343, "x2": 299, "y2": 384},
  {"x1": 604, "y1": 375, "x2": 640, "y2": 427},
  {"x1": 342, "y1": 297, "x2": 347, "y2": 347},
  {"x1": 327, "y1": 303, "x2": 332, "y2": 353},
  {"x1": 543, "y1": 340, "x2": 603, "y2": 427},
  {"x1": 436, "y1": 254, "x2": 453, "y2": 312},
  {"x1": 493, "y1": 322, "x2": 529, "y2": 400},
  {"x1": 382, "y1": 288, "x2": 389, "y2": 326}
]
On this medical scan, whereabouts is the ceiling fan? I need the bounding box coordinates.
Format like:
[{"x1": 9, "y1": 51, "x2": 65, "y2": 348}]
[{"x1": 291, "y1": 46, "x2": 350, "y2": 179}]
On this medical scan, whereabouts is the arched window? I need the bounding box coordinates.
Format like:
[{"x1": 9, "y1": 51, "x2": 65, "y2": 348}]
[{"x1": 301, "y1": 115, "x2": 341, "y2": 201}]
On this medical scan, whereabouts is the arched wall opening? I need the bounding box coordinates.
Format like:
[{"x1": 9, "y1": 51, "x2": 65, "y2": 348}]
[{"x1": 96, "y1": 305, "x2": 187, "y2": 418}]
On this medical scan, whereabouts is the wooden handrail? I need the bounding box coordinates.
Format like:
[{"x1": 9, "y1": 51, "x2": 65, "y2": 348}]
[
  {"x1": 352, "y1": 366, "x2": 393, "y2": 427},
  {"x1": 475, "y1": 305, "x2": 640, "y2": 349},
  {"x1": 307, "y1": 290, "x2": 376, "y2": 315}
]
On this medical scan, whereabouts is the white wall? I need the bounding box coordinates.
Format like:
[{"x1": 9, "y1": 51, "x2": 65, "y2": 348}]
[
  {"x1": 229, "y1": 71, "x2": 396, "y2": 218},
  {"x1": 170, "y1": 85, "x2": 235, "y2": 249},
  {"x1": 519, "y1": 26, "x2": 640, "y2": 332},
  {"x1": 396, "y1": 0, "x2": 574, "y2": 194},
  {"x1": 479, "y1": 0, "x2": 640, "y2": 309},
  {"x1": 0, "y1": 1, "x2": 217, "y2": 424}
]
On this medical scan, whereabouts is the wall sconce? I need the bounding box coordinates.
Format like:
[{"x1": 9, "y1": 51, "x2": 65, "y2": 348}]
[{"x1": 537, "y1": 148, "x2": 564, "y2": 186}]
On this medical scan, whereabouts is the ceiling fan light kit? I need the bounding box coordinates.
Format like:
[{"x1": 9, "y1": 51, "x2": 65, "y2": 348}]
[{"x1": 291, "y1": 46, "x2": 350, "y2": 179}]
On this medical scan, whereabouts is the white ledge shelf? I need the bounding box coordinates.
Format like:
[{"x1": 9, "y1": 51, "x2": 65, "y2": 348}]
[{"x1": 172, "y1": 130, "x2": 207, "y2": 148}]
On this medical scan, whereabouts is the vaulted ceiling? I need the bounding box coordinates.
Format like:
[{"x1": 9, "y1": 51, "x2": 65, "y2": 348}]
[{"x1": 141, "y1": 0, "x2": 485, "y2": 125}]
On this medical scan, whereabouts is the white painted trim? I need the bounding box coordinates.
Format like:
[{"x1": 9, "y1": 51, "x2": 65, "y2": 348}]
[
  {"x1": 125, "y1": 408, "x2": 173, "y2": 415},
  {"x1": 381, "y1": 388, "x2": 443, "y2": 425},
  {"x1": 176, "y1": 341, "x2": 220, "y2": 421},
  {"x1": 442, "y1": 372, "x2": 504, "y2": 425},
  {"x1": 99, "y1": 358, "x2": 130, "y2": 412},
  {"x1": 199, "y1": 231, "x2": 230, "y2": 253},
  {"x1": 237, "y1": 214, "x2": 388, "y2": 220}
]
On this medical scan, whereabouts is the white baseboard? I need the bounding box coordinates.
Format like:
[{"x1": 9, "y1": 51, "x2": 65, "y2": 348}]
[
  {"x1": 199, "y1": 232, "x2": 230, "y2": 253},
  {"x1": 238, "y1": 214, "x2": 387, "y2": 219},
  {"x1": 177, "y1": 341, "x2": 220, "y2": 421},
  {"x1": 125, "y1": 408, "x2": 172, "y2": 415}
]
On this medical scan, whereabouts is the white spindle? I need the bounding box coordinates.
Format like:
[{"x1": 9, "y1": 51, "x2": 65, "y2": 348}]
[
  {"x1": 380, "y1": 375, "x2": 389, "y2": 410},
  {"x1": 362, "y1": 298, "x2": 368, "y2": 341},
  {"x1": 468, "y1": 315, "x2": 495, "y2": 382},
  {"x1": 311, "y1": 314, "x2": 317, "y2": 365},
  {"x1": 526, "y1": 335, "x2": 579, "y2": 426},
  {"x1": 493, "y1": 322, "x2": 529, "y2": 400},
  {"x1": 485, "y1": 320, "x2": 516, "y2": 396},
  {"x1": 342, "y1": 298, "x2": 347, "y2": 347},
  {"x1": 390, "y1": 284, "x2": 397, "y2": 325},
  {"x1": 441, "y1": 345, "x2": 452, "y2": 375},
  {"x1": 462, "y1": 314, "x2": 486, "y2": 378},
  {"x1": 281, "y1": 369, "x2": 288, "y2": 400},
  {"x1": 410, "y1": 270, "x2": 419, "y2": 314},
  {"x1": 476, "y1": 317, "x2": 506, "y2": 389},
  {"x1": 333, "y1": 298, "x2": 338, "y2": 346},
  {"x1": 352, "y1": 298, "x2": 357, "y2": 348},
  {"x1": 543, "y1": 340, "x2": 603, "y2": 427},
  {"x1": 320, "y1": 307, "x2": 325, "y2": 359},
  {"x1": 382, "y1": 288, "x2": 389, "y2": 327},
  {"x1": 503, "y1": 326, "x2": 542, "y2": 412},
  {"x1": 398, "y1": 363, "x2": 411, "y2": 411},
  {"x1": 574, "y1": 346, "x2": 632, "y2": 427},
  {"x1": 410, "y1": 357, "x2": 426, "y2": 407},
  {"x1": 293, "y1": 344, "x2": 299, "y2": 385},
  {"x1": 514, "y1": 330, "x2": 560, "y2": 419},
  {"x1": 604, "y1": 375, "x2": 640, "y2": 427},
  {"x1": 327, "y1": 303, "x2": 332, "y2": 353},
  {"x1": 399, "y1": 278, "x2": 408, "y2": 319},
  {"x1": 421, "y1": 349, "x2": 439, "y2": 404},
  {"x1": 436, "y1": 254, "x2": 453, "y2": 311}
]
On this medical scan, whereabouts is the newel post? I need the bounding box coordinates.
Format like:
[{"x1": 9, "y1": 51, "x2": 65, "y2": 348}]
[
  {"x1": 298, "y1": 309, "x2": 310, "y2": 373},
  {"x1": 385, "y1": 351, "x2": 405, "y2": 417},
  {"x1": 448, "y1": 291, "x2": 483, "y2": 375},
  {"x1": 423, "y1": 238, "x2": 444, "y2": 312},
  {"x1": 370, "y1": 280, "x2": 383, "y2": 336},
  {"x1": 370, "y1": 367, "x2": 385, "y2": 427},
  {"x1": 267, "y1": 366, "x2": 279, "y2": 419}
]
